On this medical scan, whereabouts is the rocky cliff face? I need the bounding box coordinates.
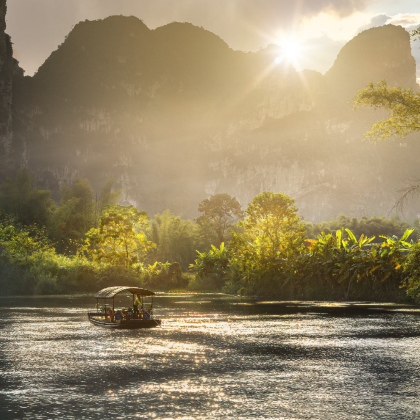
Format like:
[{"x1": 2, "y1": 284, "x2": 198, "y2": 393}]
[
  {"x1": 7, "y1": 15, "x2": 420, "y2": 221},
  {"x1": 0, "y1": 0, "x2": 23, "y2": 174},
  {"x1": 0, "y1": 0, "x2": 14, "y2": 163}
]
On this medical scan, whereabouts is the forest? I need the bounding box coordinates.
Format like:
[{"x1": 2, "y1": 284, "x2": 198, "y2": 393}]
[{"x1": 1, "y1": 168, "x2": 420, "y2": 303}]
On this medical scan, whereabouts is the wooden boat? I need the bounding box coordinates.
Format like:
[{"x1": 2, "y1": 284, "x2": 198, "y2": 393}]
[{"x1": 87, "y1": 286, "x2": 162, "y2": 329}]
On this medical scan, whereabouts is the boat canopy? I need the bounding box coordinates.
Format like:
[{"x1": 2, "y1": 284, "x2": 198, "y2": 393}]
[{"x1": 94, "y1": 286, "x2": 155, "y2": 299}]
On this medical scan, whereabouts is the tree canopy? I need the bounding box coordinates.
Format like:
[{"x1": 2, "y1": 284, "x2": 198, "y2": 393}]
[
  {"x1": 197, "y1": 193, "x2": 244, "y2": 246},
  {"x1": 411, "y1": 26, "x2": 420, "y2": 43},
  {"x1": 84, "y1": 205, "x2": 155, "y2": 267},
  {"x1": 353, "y1": 27, "x2": 420, "y2": 143},
  {"x1": 230, "y1": 191, "x2": 306, "y2": 289},
  {"x1": 353, "y1": 27, "x2": 420, "y2": 208},
  {"x1": 148, "y1": 209, "x2": 196, "y2": 270},
  {"x1": 353, "y1": 80, "x2": 420, "y2": 142},
  {"x1": 0, "y1": 169, "x2": 56, "y2": 228}
]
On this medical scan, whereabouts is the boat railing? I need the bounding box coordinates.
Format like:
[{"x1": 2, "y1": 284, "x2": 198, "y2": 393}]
[
  {"x1": 88, "y1": 311, "x2": 106, "y2": 318},
  {"x1": 88, "y1": 309, "x2": 156, "y2": 322}
]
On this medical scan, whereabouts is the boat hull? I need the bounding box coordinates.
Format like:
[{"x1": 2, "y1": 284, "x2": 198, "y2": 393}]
[{"x1": 88, "y1": 313, "x2": 161, "y2": 329}]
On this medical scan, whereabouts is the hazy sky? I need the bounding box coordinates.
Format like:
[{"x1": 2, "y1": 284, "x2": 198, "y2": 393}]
[{"x1": 6, "y1": 0, "x2": 420, "y2": 80}]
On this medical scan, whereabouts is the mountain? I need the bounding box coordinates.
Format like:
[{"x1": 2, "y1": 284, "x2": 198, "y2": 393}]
[
  {"x1": 0, "y1": 0, "x2": 23, "y2": 171},
  {"x1": 4, "y1": 12, "x2": 420, "y2": 221},
  {"x1": 325, "y1": 24, "x2": 417, "y2": 94}
]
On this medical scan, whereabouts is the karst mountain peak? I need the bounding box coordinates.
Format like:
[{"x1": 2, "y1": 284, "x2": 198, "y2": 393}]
[{"x1": 1, "y1": 6, "x2": 419, "y2": 220}]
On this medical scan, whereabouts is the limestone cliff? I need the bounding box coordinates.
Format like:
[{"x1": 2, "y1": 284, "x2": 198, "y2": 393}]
[
  {"x1": 7, "y1": 16, "x2": 420, "y2": 221},
  {"x1": 325, "y1": 25, "x2": 418, "y2": 94},
  {"x1": 0, "y1": 0, "x2": 23, "y2": 173}
]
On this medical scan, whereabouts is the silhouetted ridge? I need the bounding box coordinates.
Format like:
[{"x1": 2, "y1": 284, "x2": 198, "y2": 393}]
[
  {"x1": 153, "y1": 21, "x2": 230, "y2": 51},
  {"x1": 7, "y1": 17, "x2": 420, "y2": 221},
  {"x1": 325, "y1": 24, "x2": 418, "y2": 93},
  {"x1": 29, "y1": 17, "x2": 248, "y2": 108}
]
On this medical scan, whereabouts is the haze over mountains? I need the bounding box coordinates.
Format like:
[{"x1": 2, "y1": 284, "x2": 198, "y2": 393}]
[{"x1": 1, "y1": 6, "x2": 420, "y2": 221}]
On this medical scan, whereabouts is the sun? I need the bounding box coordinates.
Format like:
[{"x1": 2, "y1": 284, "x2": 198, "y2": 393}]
[
  {"x1": 274, "y1": 37, "x2": 302, "y2": 65},
  {"x1": 282, "y1": 38, "x2": 301, "y2": 60}
]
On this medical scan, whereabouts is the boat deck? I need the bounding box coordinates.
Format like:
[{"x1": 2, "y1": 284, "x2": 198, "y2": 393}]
[{"x1": 88, "y1": 312, "x2": 161, "y2": 329}]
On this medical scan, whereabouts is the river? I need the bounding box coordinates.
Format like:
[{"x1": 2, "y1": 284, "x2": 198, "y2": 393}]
[{"x1": 0, "y1": 294, "x2": 419, "y2": 419}]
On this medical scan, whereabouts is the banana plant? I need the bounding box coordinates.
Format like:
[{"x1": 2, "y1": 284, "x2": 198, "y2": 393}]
[
  {"x1": 299, "y1": 228, "x2": 413, "y2": 296},
  {"x1": 189, "y1": 242, "x2": 229, "y2": 278}
]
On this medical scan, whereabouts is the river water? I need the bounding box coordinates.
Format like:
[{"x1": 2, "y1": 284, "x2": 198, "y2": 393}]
[{"x1": 0, "y1": 294, "x2": 419, "y2": 419}]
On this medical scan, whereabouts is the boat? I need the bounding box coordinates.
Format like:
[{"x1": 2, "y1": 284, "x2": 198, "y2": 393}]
[{"x1": 87, "y1": 286, "x2": 162, "y2": 329}]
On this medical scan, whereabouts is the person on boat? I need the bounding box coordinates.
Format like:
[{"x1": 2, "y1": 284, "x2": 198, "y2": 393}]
[
  {"x1": 133, "y1": 295, "x2": 141, "y2": 319},
  {"x1": 109, "y1": 307, "x2": 115, "y2": 322},
  {"x1": 126, "y1": 308, "x2": 133, "y2": 321}
]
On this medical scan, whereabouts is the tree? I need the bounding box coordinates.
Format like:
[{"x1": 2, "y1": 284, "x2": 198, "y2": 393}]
[
  {"x1": 402, "y1": 239, "x2": 420, "y2": 302},
  {"x1": 49, "y1": 178, "x2": 96, "y2": 252},
  {"x1": 411, "y1": 26, "x2": 420, "y2": 43},
  {"x1": 354, "y1": 82, "x2": 420, "y2": 210},
  {"x1": 148, "y1": 210, "x2": 196, "y2": 270},
  {"x1": 84, "y1": 205, "x2": 155, "y2": 267},
  {"x1": 353, "y1": 26, "x2": 420, "y2": 142},
  {"x1": 50, "y1": 178, "x2": 121, "y2": 252},
  {"x1": 0, "y1": 217, "x2": 54, "y2": 264},
  {"x1": 353, "y1": 27, "x2": 420, "y2": 210},
  {"x1": 0, "y1": 168, "x2": 56, "y2": 228},
  {"x1": 229, "y1": 191, "x2": 306, "y2": 291},
  {"x1": 197, "y1": 193, "x2": 244, "y2": 246},
  {"x1": 97, "y1": 179, "x2": 121, "y2": 215},
  {"x1": 353, "y1": 80, "x2": 420, "y2": 142}
]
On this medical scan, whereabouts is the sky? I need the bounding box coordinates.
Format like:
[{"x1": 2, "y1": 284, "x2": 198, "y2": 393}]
[{"x1": 5, "y1": 0, "x2": 420, "y2": 81}]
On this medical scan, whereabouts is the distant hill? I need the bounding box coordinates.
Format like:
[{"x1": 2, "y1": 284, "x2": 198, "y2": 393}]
[{"x1": 3, "y1": 12, "x2": 420, "y2": 220}]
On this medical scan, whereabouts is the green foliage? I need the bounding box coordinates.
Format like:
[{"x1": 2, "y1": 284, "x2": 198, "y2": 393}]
[
  {"x1": 305, "y1": 214, "x2": 415, "y2": 241},
  {"x1": 50, "y1": 178, "x2": 121, "y2": 253},
  {"x1": 97, "y1": 179, "x2": 121, "y2": 213},
  {"x1": 50, "y1": 178, "x2": 96, "y2": 251},
  {"x1": 189, "y1": 193, "x2": 416, "y2": 301},
  {"x1": 296, "y1": 228, "x2": 413, "y2": 300},
  {"x1": 354, "y1": 80, "x2": 420, "y2": 142},
  {"x1": 0, "y1": 213, "x2": 146, "y2": 295},
  {"x1": 142, "y1": 261, "x2": 188, "y2": 290},
  {"x1": 0, "y1": 169, "x2": 56, "y2": 228},
  {"x1": 0, "y1": 217, "x2": 54, "y2": 264},
  {"x1": 189, "y1": 242, "x2": 229, "y2": 290},
  {"x1": 148, "y1": 210, "x2": 197, "y2": 270},
  {"x1": 402, "y1": 240, "x2": 420, "y2": 302},
  {"x1": 0, "y1": 216, "x2": 61, "y2": 295},
  {"x1": 1, "y1": 181, "x2": 420, "y2": 302},
  {"x1": 84, "y1": 205, "x2": 155, "y2": 267},
  {"x1": 197, "y1": 193, "x2": 244, "y2": 246},
  {"x1": 411, "y1": 26, "x2": 420, "y2": 43},
  {"x1": 229, "y1": 191, "x2": 306, "y2": 294}
]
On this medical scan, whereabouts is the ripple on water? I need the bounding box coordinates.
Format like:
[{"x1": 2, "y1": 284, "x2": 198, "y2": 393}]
[{"x1": 0, "y1": 296, "x2": 420, "y2": 419}]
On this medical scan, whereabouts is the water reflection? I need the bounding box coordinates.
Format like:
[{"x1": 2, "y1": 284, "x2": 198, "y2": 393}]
[{"x1": 0, "y1": 295, "x2": 419, "y2": 419}]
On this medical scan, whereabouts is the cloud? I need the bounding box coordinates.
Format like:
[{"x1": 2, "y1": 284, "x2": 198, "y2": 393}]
[
  {"x1": 388, "y1": 13, "x2": 420, "y2": 31},
  {"x1": 369, "y1": 14, "x2": 391, "y2": 26},
  {"x1": 356, "y1": 12, "x2": 420, "y2": 34}
]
